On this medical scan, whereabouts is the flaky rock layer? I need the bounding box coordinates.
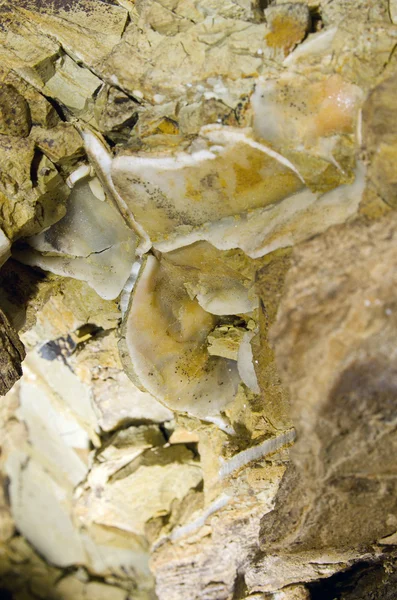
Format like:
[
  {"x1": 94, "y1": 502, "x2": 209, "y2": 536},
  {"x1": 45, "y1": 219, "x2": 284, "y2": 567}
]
[{"x1": 0, "y1": 0, "x2": 397, "y2": 599}]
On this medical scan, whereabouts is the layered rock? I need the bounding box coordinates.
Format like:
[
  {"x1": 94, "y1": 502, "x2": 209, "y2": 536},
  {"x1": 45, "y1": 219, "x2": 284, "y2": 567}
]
[
  {"x1": 0, "y1": 309, "x2": 25, "y2": 395},
  {"x1": 0, "y1": 0, "x2": 397, "y2": 598}
]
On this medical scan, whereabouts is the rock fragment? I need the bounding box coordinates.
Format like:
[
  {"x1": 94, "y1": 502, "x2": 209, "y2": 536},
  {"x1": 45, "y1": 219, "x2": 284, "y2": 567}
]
[
  {"x1": 16, "y1": 178, "x2": 137, "y2": 300},
  {"x1": 362, "y1": 68, "x2": 397, "y2": 209},
  {"x1": 0, "y1": 83, "x2": 31, "y2": 137},
  {"x1": 43, "y1": 54, "x2": 102, "y2": 117},
  {"x1": 0, "y1": 0, "x2": 396, "y2": 597},
  {"x1": 0, "y1": 309, "x2": 25, "y2": 396},
  {"x1": 254, "y1": 248, "x2": 293, "y2": 430},
  {"x1": 31, "y1": 122, "x2": 85, "y2": 169},
  {"x1": 120, "y1": 254, "x2": 240, "y2": 424},
  {"x1": 259, "y1": 212, "x2": 397, "y2": 566},
  {"x1": 72, "y1": 330, "x2": 173, "y2": 432},
  {"x1": 265, "y1": 3, "x2": 311, "y2": 56}
]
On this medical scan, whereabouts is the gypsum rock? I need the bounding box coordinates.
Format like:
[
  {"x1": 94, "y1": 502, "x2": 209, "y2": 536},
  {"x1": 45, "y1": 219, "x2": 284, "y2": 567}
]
[
  {"x1": 82, "y1": 130, "x2": 152, "y2": 255},
  {"x1": 252, "y1": 70, "x2": 363, "y2": 192},
  {"x1": 13, "y1": 0, "x2": 129, "y2": 70},
  {"x1": 16, "y1": 178, "x2": 137, "y2": 300},
  {"x1": 120, "y1": 253, "x2": 240, "y2": 427},
  {"x1": 83, "y1": 15, "x2": 288, "y2": 104},
  {"x1": 277, "y1": 11, "x2": 397, "y2": 92},
  {"x1": 314, "y1": 0, "x2": 390, "y2": 26},
  {"x1": 137, "y1": 0, "x2": 265, "y2": 36},
  {"x1": 0, "y1": 65, "x2": 59, "y2": 129},
  {"x1": 1, "y1": 0, "x2": 397, "y2": 598},
  {"x1": 162, "y1": 241, "x2": 260, "y2": 315},
  {"x1": 111, "y1": 125, "x2": 366, "y2": 258},
  {"x1": 30, "y1": 122, "x2": 85, "y2": 171},
  {"x1": 237, "y1": 330, "x2": 260, "y2": 393},
  {"x1": 4, "y1": 373, "x2": 92, "y2": 568},
  {"x1": 0, "y1": 83, "x2": 31, "y2": 137},
  {"x1": 0, "y1": 12, "x2": 60, "y2": 91},
  {"x1": 251, "y1": 13, "x2": 397, "y2": 194},
  {"x1": 111, "y1": 126, "x2": 303, "y2": 253},
  {"x1": 1, "y1": 266, "x2": 170, "y2": 432},
  {"x1": 43, "y1": 54, "x2": 102, "y2": 117},
  {"x1": 11, "y1": 0, "x2": 306, "y2": 111},
  {"x1": 0, "y1": 21, "x2": 73, "y2": 245},
  {"x1": 0, "y1": 260, "x2": 121, "y2": 346},
  {"x1": 5, "y1": 453, "x2": 154, "y2": 591},
  {"x1": 148, "y1": 166, "x2": 396, "y2": 598},
  {"x1": 263, "y1": 4, "x2": 311, "y2": 57},
  {"x1": 1, "y1": 292, "x2": 175, "y2": 595},
  {"x1": 207, "y1": 325, "x2": 247, "y2": 360},
  {"x1": 259, "y1": 212, "x2": 397, "y2": 560},
  {"x1": 93, "y1": 84, "x2": 140, "y2": 145},
  {"x1": 223, "y1": 382, "x2": 276, "y2": 445},
  {"x1": 0, "y1": 533, "x2": 136, "y2": 600}
]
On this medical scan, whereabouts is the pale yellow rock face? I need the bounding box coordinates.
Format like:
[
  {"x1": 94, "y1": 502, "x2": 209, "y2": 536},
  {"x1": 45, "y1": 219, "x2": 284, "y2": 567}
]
[
  {"x1": 72, "y1": 330, "x2": 174, "y2": 431},
  {"x1": 0, "y1": 0, "x2": 397, "y2": 599}
]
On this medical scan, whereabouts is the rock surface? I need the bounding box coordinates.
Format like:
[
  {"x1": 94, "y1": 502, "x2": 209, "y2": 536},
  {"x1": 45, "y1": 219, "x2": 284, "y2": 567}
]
[
  {"x1": 258, "y1": 211, "x2": 397, "y2": 575},
  {"x1": 0, "y1": 0, "x2": 397, "y2": 598},
  {"x1": 0, "y1": 309, "x2": 25, "y2": 395}
]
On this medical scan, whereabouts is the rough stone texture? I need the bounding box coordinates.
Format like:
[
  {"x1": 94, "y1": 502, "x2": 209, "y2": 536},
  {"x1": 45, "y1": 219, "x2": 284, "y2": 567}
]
[
  {"x1": 0, "y1": 0, "x2": 396, "y2": 598},
  {"x1": 0, "y1": 309, "x2": 25, "y2": 396},
  {"x1": 0, "y1": 67, "x2": 59, "y2": 128},
  {"x1": 0, "y1": 83, "x2": 31, "y2": 137},
  {"x1": 72, "y1": 330, "x2": 173, "y2": 431},
  {"x1": 254, "y1": 248, "x2": 292, "y2": 430},
  {"x1": 260, "y1": 212, "x2": 397, "y2": 556},
  {"x1": 362, "y1": 67, "x2": 397, "y2": 209},
  {"x1": 264, "y1": 3, "x2": 311, "y2": 56},
  {"x1": 30, "y1": 122, "x2": 85, "y2": 169}
]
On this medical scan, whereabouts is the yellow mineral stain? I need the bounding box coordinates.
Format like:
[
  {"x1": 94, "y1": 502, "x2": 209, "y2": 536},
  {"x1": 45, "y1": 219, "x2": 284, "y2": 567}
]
[
  {"x1": 233, "y1": 151, "x2": 267, "y2": 195},
  {"x1": 185, "y1": 177, "x2": 205, "y2": 203},
  {"x1": 266, "y1": 15, "x2": 305, "y2": 55},
  {"x1": 155, "y1": 118, "x2": 179, "y2": 135},
  {"x1": 177, "y1": 298, "x2": 215, "y2": 343}
]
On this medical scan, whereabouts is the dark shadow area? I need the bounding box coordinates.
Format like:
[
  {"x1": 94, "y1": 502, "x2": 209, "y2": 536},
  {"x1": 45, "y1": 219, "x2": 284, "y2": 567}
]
[
  {"x1": 0, "y1": 259, "x2": 49, "y2": 332},
  {"x1": 309, "y1": 558, "x2": 397, "y2": 600}
]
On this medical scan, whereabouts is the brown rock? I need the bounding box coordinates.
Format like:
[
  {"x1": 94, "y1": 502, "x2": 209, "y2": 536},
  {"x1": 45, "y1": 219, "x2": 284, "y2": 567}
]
[
  {"x1": 260, "y1": 213, "x2": 397, "y2": 554},
  {"x1": 362, "y1": 69, "x2": 397, "y2": 208},
  {"x1": 1, "y1": 69, "x2": 59, "y2": 128},
  {"x1": 0, "y1": 308, "x2": 25, "y2": 396},
  {"x1": 94, "y1": 85, "x2": 139, "y2": 143},
  {"x1": 0, "y1": 84, "x2": 31, "y2": 137},
  {"x1": 0, "y1": 134, "x2": 69, "y2": 241},
  {"x1": 254, "y1": 248, "x2": 292, "y2": 430},
  {"x1": 31, "y1": 123, "x2": 84, "y2": 169}
]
